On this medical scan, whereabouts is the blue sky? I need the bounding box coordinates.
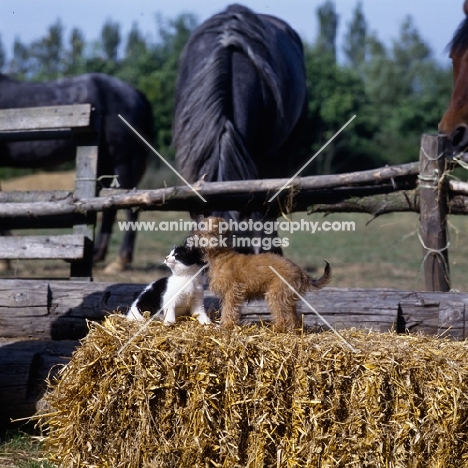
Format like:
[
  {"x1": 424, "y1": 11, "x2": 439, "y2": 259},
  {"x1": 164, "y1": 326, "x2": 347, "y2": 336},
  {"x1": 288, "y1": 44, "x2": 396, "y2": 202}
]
[{"x1": 0, "y1": 0, "x2": 463, "y2": 66}]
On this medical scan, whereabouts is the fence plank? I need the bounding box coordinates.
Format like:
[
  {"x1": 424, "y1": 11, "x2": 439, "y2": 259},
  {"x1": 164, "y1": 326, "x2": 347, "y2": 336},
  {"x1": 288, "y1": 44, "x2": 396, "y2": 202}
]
[
  {"x1": 0, "y1": 235, "x2": 86, "y2": 259},
  {"x1": 0, "y1": 104, "x2": 91, "y2": 131}
]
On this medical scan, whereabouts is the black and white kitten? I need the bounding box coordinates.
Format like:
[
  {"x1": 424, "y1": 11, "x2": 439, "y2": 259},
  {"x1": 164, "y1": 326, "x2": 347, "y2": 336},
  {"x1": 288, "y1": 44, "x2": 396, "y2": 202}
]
[{"x1": 126, "y1": 244, "x2": 210, "y2": 325}]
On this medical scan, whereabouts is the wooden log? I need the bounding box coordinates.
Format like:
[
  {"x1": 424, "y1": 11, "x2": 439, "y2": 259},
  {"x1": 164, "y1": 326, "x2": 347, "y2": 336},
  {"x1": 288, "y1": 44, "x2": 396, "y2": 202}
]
[
  {"x1": 0, "y1": 201, "x2": 76, "y2": 217},
  {"x1": 0, "y1": 190, "x2": 72, "y2": 203},
  {"x1": 0, "y1": 104, "x2": 92, "y2": 132},
  {"x1": 3, "y1": 183, "x2": 463, "y2": 220},
  {"x1": 0, "y1": 162, "x2": 419, "y2": 218},
  {"x1": 0, "y1": 235, "x2": 86, "y2": 259},
  {"x1": 450, "y1": 194, "x2": 468, "y2": 214},
  {"x1": 0, "y1": 339, "x2": 79, "y2": 428},
  {"x1": 308, "y1": 189, "x2": 419, "y2": 216},
  {"x1": 418, "y1": 134, "x2": 451, "y2": 291},
  {"x1": 449, "y1": 179, "x2": 468, "y2": 196},
  {"x1": 101, "y1": 161, "x2": 419, "y2": 197},
  {"x1": 2, "y1": 189, "x2": 467, "y2": 220},
  {"x1": 0, "y1": 280, "x2": 468, "y2": 340}
]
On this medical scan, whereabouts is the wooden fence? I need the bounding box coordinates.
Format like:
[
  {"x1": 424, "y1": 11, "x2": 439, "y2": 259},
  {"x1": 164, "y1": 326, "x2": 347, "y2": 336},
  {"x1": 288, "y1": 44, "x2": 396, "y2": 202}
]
[
  {"x1": 1, "y1": 132, "x2": 467, "y2": 289},
  {"x1": 1, "y1": 113, "x2": 468, "y2": 426},
  {"x1": 0, "y1": 104, "x2": 100, "y2": 279}
]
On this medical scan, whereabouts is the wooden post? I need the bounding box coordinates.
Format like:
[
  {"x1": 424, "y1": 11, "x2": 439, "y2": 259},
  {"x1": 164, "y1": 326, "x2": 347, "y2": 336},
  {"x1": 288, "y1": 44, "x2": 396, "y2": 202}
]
[
  {"x1": 70, "y1": 145, "x2": 98, "y2": 280},
  {"x1": 70, "y1": 109, "x2": 100, "y2": 280},
  {"x1": 418, "y1": 134, "x2": 450, "y2": 292}
]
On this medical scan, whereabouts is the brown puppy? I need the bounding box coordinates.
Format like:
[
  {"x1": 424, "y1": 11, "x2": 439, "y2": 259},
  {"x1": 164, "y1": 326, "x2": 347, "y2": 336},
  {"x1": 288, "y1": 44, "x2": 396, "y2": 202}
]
[{"x1": 193, "y1": 217, "x2": 331, "y2": 331}]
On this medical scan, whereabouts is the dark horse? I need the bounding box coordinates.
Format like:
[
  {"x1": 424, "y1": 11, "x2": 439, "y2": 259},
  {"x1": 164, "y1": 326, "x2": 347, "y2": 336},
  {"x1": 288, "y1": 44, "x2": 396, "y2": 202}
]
[
  {"x1": 173, "y1": 4, "x2": 307, "y2": 253},
  {"x1": 0, "y1": 72, "x2": 153, "y2": 271},
  {"x1": 439, "y1": 0, "x2": 468, "y2": 152}
]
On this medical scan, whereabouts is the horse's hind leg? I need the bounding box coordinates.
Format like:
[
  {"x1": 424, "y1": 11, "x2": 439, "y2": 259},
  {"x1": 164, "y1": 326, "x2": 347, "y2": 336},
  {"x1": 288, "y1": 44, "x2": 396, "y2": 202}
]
[
  {"x1": 93, "y1": 207, "x2": 116, "y2": 263},
  {"x1": 101, "y1": 160, "x2": 142, "y2": 273},
  {"x1": 119, "y1": 208, "x2": 138, "y2": 266}
]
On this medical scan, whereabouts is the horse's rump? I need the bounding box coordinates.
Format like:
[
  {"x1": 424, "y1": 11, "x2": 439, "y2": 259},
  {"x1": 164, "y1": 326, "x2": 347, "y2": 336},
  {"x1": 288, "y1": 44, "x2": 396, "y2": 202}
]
[{"x1": 173, "y1": 3, "x2": 307, "y2": 184}]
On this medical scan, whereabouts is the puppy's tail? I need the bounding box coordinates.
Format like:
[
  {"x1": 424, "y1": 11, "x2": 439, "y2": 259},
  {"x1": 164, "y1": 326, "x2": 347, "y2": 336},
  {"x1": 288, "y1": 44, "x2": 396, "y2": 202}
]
[{"x1": 309, "y1": 261, "x2": 332, "y2": 289}]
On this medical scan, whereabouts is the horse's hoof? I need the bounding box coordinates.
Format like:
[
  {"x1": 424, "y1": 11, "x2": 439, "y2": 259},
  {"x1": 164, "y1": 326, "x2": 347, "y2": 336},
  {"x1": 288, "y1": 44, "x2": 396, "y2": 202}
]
[
  {"x1": 102, "y1": 257, "x2": 130, "y2": 274},
  {"x1": 0, "y1": 260, "x2": 12, "y2": 272}
]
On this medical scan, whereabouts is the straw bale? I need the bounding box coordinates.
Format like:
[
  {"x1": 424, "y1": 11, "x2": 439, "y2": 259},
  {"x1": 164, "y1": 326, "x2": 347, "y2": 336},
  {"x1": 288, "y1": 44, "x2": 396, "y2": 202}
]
[{"x1": 38, "y1": 315, "x2": 468, "y2": 467}]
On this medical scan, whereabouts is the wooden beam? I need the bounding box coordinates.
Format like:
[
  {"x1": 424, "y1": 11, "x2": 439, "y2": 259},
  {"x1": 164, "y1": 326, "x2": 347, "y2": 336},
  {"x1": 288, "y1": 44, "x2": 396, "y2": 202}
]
[
  {"x1": 308, "y1": 189, "x2": 419, "y2": 216},
  {"x1": 449, "y1": 179, "x2": 468, "y2": 196},
  {"x1": 0, "y1": 339, "x2": 79, "y2": 428}
]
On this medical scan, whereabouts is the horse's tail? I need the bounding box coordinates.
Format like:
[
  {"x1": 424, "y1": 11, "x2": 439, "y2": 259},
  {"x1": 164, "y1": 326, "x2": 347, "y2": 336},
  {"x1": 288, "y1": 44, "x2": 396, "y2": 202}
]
[
  {"x1": 173, "y1": 4, "x2": 283, "y2": 184},
  {"x1": 174, "y1": 47, "x2": 257, "y2": 184}
]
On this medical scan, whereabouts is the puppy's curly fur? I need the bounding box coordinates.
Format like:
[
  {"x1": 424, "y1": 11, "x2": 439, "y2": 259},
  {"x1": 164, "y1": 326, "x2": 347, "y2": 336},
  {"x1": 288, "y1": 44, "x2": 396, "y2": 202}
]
[{"x1": 194, "y1": 217, "x2": 331, "y2": 331}]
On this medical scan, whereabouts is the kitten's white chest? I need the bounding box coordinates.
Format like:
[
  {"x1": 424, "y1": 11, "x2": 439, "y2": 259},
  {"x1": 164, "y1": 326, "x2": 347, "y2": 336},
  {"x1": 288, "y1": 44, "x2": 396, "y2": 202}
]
[{"x1": 164, "y1": 275, "x2": 201, "y2": 310}]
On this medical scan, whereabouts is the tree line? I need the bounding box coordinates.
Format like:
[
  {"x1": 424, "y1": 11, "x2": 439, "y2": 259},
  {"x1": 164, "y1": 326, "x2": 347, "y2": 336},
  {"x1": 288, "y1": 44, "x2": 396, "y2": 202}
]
[{"x1": 0, "y1": 1, "x2": 454, "y2": 175}]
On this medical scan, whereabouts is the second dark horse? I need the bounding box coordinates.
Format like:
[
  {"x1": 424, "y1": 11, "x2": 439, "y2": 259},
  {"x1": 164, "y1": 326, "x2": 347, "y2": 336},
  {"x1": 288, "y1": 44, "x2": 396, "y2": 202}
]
[{"x1": 0, "y1": 72, "x2": 154, "y2": 271}]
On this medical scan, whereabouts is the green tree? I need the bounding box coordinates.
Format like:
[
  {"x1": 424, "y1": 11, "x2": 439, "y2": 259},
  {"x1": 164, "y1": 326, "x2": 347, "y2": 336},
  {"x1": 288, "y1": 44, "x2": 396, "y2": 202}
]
[
  {"x1": 303, "y1": 45, "x2": 378, "y2": 175},
  {"x1": 343, "y1": 1, "x2": 367, "y2": 70},
  {"x1": 125, "y1": 23, "x2": 147, "y2": 57},
  {"x1": 65, "y1": 27, "x2": 86, "y2": 75},
  {"x1": 101, "y1": 19, "x2": 120, "y2": 62},
  {"x1": 362, "y1": 16, "x2": 451, "y2": 165},
  {"x1": 316, "y1": 1, "x2": 338, "y2": 61},
  {"x1": 83, "y1": 20, "x2": 121, "y2": 75},
  {"x1": 9, "y1": 38, "x2": 30, "y2": 79},
  {"x1": 133, "y1": 13, "x2": 198, "y2": 154},
  {"x1": 29, "y1": 20, "x2": 64, "y2": 80}
]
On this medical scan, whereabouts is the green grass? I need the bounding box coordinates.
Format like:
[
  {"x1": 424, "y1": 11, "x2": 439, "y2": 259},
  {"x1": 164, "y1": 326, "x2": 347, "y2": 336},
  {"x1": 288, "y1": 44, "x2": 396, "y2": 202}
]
[{"x1": 0, "y1": 431, "x2": 54, "y2": 468}]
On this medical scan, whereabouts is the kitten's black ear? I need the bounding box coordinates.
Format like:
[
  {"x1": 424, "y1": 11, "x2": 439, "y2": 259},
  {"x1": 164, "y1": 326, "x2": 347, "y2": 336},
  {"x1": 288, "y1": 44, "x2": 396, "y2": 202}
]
[{"x1": 183, "y1": 235, "x2": 198, "y2": 252}]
